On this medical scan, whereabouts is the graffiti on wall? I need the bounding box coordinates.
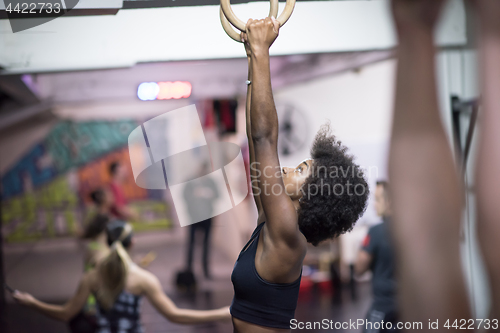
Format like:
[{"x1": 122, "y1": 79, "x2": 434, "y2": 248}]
[{"x1": 1, "y1": 120, "x2": 172, "y2": 243}]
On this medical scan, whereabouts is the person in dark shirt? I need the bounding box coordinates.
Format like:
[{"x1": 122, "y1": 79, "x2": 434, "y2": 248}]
[
  {"x1": 355, "y1": 181, "x2": 399, "y2": 332},
  {"x1": 183, "y1": 163, "x2": 220, "y2": 279}
]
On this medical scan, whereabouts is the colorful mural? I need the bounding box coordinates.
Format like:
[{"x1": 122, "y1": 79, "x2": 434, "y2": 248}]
[{"x1": 1, "y1": 120, "x2": 172, "y2": 243}]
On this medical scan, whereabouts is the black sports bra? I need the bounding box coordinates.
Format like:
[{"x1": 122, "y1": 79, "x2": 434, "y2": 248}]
[{"x1": 230, "y1": 222, "x2": 302, "y2": 329}]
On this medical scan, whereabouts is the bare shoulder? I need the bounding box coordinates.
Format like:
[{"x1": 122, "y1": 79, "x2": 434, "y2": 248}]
[{"x1": 128, "y1": 265, "x2": 161, "y2": 292}]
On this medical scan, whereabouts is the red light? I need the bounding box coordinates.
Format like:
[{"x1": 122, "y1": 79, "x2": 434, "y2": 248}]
[{"x1": 157, "y1": 81, "x2": 192, "y2": 100}]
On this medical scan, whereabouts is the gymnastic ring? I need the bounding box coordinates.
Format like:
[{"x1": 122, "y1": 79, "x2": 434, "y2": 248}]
[
  {"x1": 220, "y1": 0, "x2": 283, "y2": 33},
  {"x1": 276, "y1": 0, "x2": 296, "y2": 27},
  {"x1": 220, "y1": 0, "x2": 279, "y2": 43},
  {"x1": 220, "y1": 7, "x2": 243, "y2": 43}
]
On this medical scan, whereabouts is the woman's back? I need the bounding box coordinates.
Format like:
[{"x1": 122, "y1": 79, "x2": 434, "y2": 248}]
[
  {"x1": 95, "y1": 291, "x2": 143, "y2": 333},
  {"x1": 91, "y1": 263, "x2": 149, "y2": 333}
]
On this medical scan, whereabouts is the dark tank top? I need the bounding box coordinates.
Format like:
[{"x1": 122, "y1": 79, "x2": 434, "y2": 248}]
[
  {"x1": 230, "y1": 222, "x2": 302, "y2": 329},
  {"x1": 95, "y1": 291, "x2": 143, "y2": 333}
]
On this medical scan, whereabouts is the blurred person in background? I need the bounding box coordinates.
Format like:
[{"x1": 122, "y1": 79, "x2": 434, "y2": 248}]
[
  {"x1": 108, "y1": 161, "x2": 138, "y2": 221},
  {"x1": 184, "y1": 162, "x2": 220, "y2": 279},
  {"x1": 13, "y1": 221, "x2": 231, "y2": 333},
  {"x1": 70, "y1": 189, "x2": 115, "y2": 333},
  {"x1": 81, "y1": 189, "x2": 114, "y2": 270},
  {"x1": 355, "y1": 181, "x2": 399, "y2": 332}
]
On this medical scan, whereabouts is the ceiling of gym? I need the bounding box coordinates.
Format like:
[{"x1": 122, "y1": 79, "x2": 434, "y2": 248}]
[{"x1": 122, "y1": 0, "x2": 330, "y2": 10}]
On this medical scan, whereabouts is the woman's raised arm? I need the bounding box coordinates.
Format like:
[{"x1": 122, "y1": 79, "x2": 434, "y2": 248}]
[
  {"x1": 246, "y1": 17, "x2": 302, "y2": 247},
  {"x1": 242, "y1": 32, "x2": 264, "y2": 216}
]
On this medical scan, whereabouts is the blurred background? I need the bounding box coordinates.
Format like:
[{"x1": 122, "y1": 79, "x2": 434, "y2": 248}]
[{"x1": 0, "y1": 0, "x2": 490, "y2": 332}]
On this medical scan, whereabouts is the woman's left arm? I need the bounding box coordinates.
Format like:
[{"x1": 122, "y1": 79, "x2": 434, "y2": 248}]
[
  {"x1": 13, "y1": 272, "x2": 93, "y2": 322},
  {"x1": 247, "y1": 17, "x2": 302, "y2": 248}
]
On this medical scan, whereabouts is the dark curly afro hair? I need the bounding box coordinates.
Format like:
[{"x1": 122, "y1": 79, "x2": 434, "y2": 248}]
[{"x1": 298, "y1": 123, "x2": 369, "y2": 246}]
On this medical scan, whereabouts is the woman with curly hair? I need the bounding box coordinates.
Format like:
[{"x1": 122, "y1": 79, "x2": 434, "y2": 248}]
[{"x1": 230, "y1": 17, "x2": 369, "y2": 332}]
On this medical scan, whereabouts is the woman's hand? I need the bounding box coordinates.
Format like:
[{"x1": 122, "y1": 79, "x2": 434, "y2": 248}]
[
  {"x1": 391, "y1": 0, "x2": 448, "y2": 34},
  {"x1": 245, "y1": 16, "x2": 280, "y2": 55},
  {"x1": 13, "y1": 290, "x2": 36, "y2": 307}
]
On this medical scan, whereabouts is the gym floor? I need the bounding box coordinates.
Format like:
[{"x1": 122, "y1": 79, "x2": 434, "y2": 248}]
[{"x1": 3, "y1": 228, "x2": 372, "y2": 333}]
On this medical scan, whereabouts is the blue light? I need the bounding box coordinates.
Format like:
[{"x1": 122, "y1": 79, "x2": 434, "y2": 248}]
[{"x1": 137, "y1": 82, "x2": 160, "y2": 101}]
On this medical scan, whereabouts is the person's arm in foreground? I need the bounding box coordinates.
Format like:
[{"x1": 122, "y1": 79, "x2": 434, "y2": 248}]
[
  {"x1": 388, "y1": 0, "x2": 470, "y2": 326},
  {"x1": 472, "y1": 0, "x2": 500, "y2": 321},
  {"x1": 143, "y1": 272, "x2": 230, "y2": 324},
  {"x1": 13, "y1": 273, "x2": 92, "y2": 322}
]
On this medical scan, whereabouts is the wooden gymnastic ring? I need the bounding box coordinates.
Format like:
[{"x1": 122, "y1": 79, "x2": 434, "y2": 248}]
[
  {"x1": 220, "y1": 7, "x2": 242, "y2": 42},
  {"x1": 276, "y1": 0, "x2": 295, "y2": 27},
  {"x1": 220, "y1": 0, "x2": 279, "y2": 43},
  {"x1": 220, "y1": 0, "x2": 280, "y2": 33}
]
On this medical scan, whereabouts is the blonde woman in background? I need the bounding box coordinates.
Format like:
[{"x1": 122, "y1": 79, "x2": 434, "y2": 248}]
[
  {"x1": 13, "y1": 221, "x2": 231, "y2": 333},
  {"x1": 80, "y1": 188, "x2": 115, "y2": 270}
]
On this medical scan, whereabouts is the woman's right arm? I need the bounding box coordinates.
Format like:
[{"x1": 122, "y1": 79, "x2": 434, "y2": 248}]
[{"x1": 142, "y1": 272, "x2": 230, "y2": 324}]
